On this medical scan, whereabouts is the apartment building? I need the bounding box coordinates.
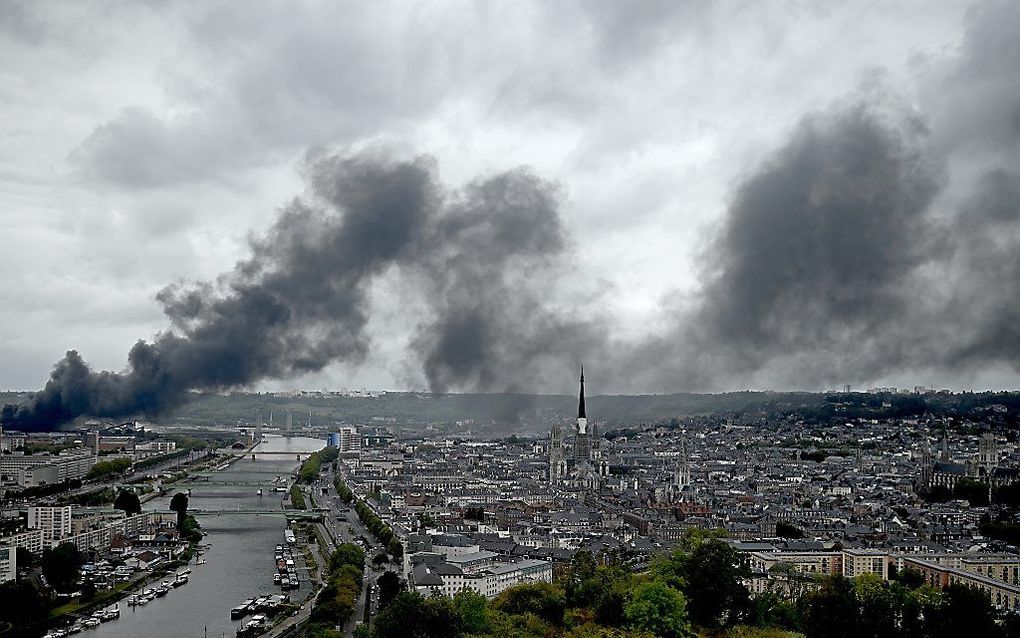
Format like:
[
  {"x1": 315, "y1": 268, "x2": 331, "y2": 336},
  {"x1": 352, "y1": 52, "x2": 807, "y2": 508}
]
[
  {"x1": 28, "y1": 505, "x2": 72, "y2": 542},
  {"x1": 0, "y1": 545, "x2": 15, "y2": 583},
  {"x1": 0, "y1": 450, "x2": 97, "y2": 486}
]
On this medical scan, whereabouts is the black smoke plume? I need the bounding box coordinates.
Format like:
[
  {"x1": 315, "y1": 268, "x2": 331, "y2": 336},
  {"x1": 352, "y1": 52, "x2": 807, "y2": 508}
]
[
  {"x1": 660, "y1": 101, "x2": 946, "y2": 390},
  {"x1": 3, "y1": 153, "x2": 599, "y2": 430},
  {"x1": 8, "y1": 3, "x2": 1020, "y2": 427}
]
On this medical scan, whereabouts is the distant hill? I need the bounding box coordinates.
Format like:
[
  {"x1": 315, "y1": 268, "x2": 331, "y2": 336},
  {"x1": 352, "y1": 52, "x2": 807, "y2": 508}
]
[{"x1": 6, "y1": 388, "x2": 1020, "y2": 435}]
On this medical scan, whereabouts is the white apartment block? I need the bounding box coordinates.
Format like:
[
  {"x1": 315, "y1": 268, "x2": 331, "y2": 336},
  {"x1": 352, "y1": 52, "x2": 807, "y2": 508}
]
[
  {"x1": 28, "y1": 506, "x2": 72, "y2": 542},
  {"x1": 0, "y1": 545, "x2": 15, "y2": 583},
  {"x1": 842, "y1": 549, "x2": 889, "y2": 579},
  {"x1": 0, "y1": 529, "x2": 45, "y2": 556},
  {"x1": 328, "y1": 427, "x2": 361, "y2": 452},
  {"x1": 59, "y1": 512, "x2": 154, "y2": 553},
  {"x1": 414, "y1": 558, "x2": 553, "y2": 599},
  {"x1": 0, "y1": 450, "x2": 97, "y2": 486}
]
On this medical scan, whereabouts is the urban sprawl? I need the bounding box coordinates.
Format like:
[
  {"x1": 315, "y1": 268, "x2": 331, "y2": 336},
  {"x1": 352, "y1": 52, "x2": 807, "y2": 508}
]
[{"x1": 5, "y1": 374, "x2": 1020, "y2": 638}]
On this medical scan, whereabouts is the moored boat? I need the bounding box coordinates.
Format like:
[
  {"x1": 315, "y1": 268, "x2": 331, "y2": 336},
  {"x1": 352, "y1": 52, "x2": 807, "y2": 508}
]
[{"x1": 231, "y1": 598, "x2": 255, "y2": 619}]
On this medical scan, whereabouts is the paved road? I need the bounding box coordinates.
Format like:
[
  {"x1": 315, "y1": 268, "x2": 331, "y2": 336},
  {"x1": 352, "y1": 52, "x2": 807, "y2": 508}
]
[
  {"x1": 267, "y1": 468, "x2": 387, "y2": 638},
  {"x1": 315, "y1": 469, "x2": 393, "y2": 638}
]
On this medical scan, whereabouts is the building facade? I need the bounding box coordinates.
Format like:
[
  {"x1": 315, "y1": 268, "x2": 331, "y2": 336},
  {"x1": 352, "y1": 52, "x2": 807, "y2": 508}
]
[{"x1": 28, "y1": 505, "x2": 72, "y2": 542}]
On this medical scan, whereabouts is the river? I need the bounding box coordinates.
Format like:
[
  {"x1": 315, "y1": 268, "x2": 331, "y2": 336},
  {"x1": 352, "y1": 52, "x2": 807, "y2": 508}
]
[{"x1": 89, "y1": 435, "x2": 325, "y2": 638}]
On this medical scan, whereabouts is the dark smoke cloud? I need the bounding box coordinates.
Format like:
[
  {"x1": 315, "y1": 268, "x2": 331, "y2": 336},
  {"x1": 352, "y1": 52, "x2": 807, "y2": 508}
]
[
  {"x1": 3, "y1": 153, "x2": 599, "y2": 430},
  {"x1": 9, "y1": 3, "x2": 1020, "y2": 429},
  {"x1": 683, "y1": 102, "x2": 943, "y2": 384},
  {"x1": 409, "y1": 169, "x2": 607, "y2": 393},
  {"x1": 616, "y1": 3, "x2": 1020, "y2": 393}
]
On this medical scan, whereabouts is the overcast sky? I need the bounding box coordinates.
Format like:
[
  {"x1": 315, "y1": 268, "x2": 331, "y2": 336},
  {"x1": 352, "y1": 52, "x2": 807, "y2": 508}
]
[{"x1": 2, "y1": 1, "x2": 1019, "y2": 397}]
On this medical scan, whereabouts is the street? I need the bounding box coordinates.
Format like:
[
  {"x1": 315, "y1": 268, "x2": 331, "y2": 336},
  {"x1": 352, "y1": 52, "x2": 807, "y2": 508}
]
[{"x1": 268, "y1": 466, "x2": 392, "y2": 638}]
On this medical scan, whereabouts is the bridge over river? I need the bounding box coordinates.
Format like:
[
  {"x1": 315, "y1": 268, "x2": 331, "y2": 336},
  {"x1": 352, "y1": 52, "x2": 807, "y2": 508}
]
[{"x1": 187, "y1": 507, "x2": 327, "y2": 521}]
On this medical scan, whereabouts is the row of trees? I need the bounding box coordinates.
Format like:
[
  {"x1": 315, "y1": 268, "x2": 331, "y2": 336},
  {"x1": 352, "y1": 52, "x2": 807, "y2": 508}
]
[
  {"x1": 291, "y1": 484, "x2": 307, "y2": 510},
  {"x1": 334, "y1": 473, "x2": 403, "y2": 559},
  {"x1": 787, "y1": 571, "x2": 1020, "y2": 638},
  {"x1": 133, "y1": 448, "x2": 189, "y2": 471},
  {"x1": 85, "y1": 457, "x2": 132, "y2": 480},
  {"x1": 299, "y1": 446, "x2": 340, "y2": 483},
  {"x1": 353, "y1": 494, "x2": 402, "y2": 558},
  {"x1": 308, "y1": 543, "x2": 365, "y2": 634}
]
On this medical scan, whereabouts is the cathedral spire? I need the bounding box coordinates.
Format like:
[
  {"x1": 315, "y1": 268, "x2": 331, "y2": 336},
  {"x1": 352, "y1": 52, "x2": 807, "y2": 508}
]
[{"x1": 578, "y1": 366, "x2": 586, "y2": 419}]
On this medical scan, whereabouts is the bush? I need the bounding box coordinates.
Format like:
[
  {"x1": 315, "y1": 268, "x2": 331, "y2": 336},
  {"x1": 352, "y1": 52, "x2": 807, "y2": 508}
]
[{"x1": 492, "y1": 582, "x2": 566, "y2": 626}]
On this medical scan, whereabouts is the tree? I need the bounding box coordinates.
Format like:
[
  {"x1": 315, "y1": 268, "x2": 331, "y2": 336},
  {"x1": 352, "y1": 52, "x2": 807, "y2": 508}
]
[
  {"x1": 80, "y1": 579, "x2": 97, "y2": 601},
  {"x1": 853, "y1": 574, "x2": 897, "y2": 638},
  {"x1": 169, "y1": 491, "x2": 189, "y2": 529},
  {"x1": 566, "y1": 550, "x2": 598, "y2": 607},
  {"x1": 953, "y1": 478, "x2": 990, "y2": 506},
  {"x1": 623, "y1": 580, "x2": 693, "y2": 638},
  {"x1": 492, "y1": 582, "x2": 566, "y2": 626},
  {"x1": 114, "y1": 489, "x2": 141, "y2": 515},
  {"x1": 894, "y1": 567, "x2": 925, "y2": 590},
  {"x1": 0, "y1": 580, "x2": 47, "y2": 631},
  {"x1": 801, "y1": 575, "x2": 859, "y2": 638},
  {"x1": 678, "y1": 539, "x2": 750, "y2": 627},
  {"x1": 377, "y1": 570, "x2": 403, "y2": 610},
  {"x1": 454, "y1": 588, "x2": 490, "y2": 634},
  {"x1": 387, "y1": 537, "x2": 404, "y2": 559},
  {"x1": 352, "y1": 625, "x2": 372, "y2": 638},
  {"x1": 329, "y1": 543, "x2": 365, "y2": 574},
  {"x1": 42, "y1": 542, "x2": 82, "y2": 592},
  {"x1": 180, "y1": 515, "x2": 203, "y2": 543},
  {"x1": 926, "y1": 584, "x2": 998, "y2": 638},
  {"x1": 566, "y1": 558, "x2": 632, "y2": 627},
  {"x1": 85, "y1": 457, "x2": 132, "y2": 480},
  {"x1": 16, "y1": 546, "x2": 36, "y2": 569},
  {"x1": 373, "y1": 591, "x2": 462, "y2": 638}
]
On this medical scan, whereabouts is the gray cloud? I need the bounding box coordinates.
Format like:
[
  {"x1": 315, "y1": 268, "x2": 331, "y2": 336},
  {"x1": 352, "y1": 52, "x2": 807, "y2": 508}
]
[
  {"x1": 4, "y1": 151, "x2": 605, "y2": 429},
  {"x1": 10, "y1": 0, "x2": 1020, "y2": 407}
]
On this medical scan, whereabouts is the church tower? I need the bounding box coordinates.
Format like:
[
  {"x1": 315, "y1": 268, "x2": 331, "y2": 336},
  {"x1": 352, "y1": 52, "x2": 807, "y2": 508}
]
[
  {"x1": 549, "y1": 422, "x2": 565, "y2": 485},
  {"x1": 918, "y1": 440, "x2": 934, "y2": 491},
  {"x1": 979, "y1": 433, "x2": 998, "y2": 477},
  {"x1": 573, "y1": 367, "x2": 592, "y2": 462}
]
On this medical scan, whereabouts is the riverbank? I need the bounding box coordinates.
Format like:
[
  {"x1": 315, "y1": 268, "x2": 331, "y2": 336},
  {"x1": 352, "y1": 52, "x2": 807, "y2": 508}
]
[{"x1": 76, "y1": 436, "x2": 326, "y2": 638}]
